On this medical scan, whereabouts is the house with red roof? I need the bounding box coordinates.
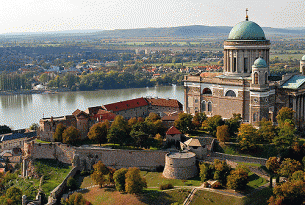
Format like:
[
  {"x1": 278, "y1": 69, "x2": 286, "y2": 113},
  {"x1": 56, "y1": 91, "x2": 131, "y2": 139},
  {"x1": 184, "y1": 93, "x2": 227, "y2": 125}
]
[{"x1": 165, "y1": 126, "x2": 182, "y2": 143}]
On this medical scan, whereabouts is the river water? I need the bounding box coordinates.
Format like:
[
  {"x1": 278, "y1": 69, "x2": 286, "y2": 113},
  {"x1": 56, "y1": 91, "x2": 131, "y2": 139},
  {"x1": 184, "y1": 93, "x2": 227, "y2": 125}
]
[{"x1": 0, "y1": 86, "x2": 184, "y2": 129}]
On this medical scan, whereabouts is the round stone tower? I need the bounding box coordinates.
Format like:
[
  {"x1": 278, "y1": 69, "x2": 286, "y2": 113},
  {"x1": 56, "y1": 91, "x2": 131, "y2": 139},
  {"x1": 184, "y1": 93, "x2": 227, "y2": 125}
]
[
  {"x1": 300, "y1": 55, "x2": 305, "y2": 75},
  {"x1": 162, "y1": 151, "x2": 197, "y2": 179},
  {"x1": 223, "y1": 14, "x2": 270, "y2": 77}
]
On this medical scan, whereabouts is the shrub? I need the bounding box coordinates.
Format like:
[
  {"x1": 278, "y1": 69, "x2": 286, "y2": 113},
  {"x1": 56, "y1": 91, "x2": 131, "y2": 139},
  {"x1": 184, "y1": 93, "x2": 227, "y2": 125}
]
[
  {"x1": 160, "y1": 183, "x2": 174, "y2": 190},
  {"x1": 67, "y1": 177, "x2": 77, "y2": 190},
  {"x1": 211, "y1": 181, "x2": 222, "y2": 189}
]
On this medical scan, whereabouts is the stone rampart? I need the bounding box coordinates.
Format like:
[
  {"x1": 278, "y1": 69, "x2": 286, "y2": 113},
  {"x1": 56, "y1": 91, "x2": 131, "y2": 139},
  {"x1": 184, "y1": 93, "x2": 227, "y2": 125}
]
[
  {"x1": 24, "y1": 142, "x2": 168, "y2": 171},
  {"x1": 209, "y1": 152, "x2": 267, "y2": 165},
  {"x1": 47, "y1": 166, "x2": 79, "y2": 205},
  {"x1": 75, "y1": 147, "x2": 168, "y2": 171}
]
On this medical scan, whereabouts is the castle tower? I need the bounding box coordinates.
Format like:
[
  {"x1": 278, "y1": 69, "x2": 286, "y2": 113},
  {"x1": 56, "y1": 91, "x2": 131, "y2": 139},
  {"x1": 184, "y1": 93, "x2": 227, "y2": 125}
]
[
  {"x1": 300, "y1": 55, "x2": 305, "y2": 75},
  {"x1": 250, "y1": 58, "x2": 271, "y2": 124},
  {"x1": 223, "y1": 12, "x2": 270, "y2": 77}
]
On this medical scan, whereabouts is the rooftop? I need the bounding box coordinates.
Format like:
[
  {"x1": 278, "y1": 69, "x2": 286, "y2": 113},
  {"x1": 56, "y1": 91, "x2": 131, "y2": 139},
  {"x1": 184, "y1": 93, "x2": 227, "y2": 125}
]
[
  {"x1": 167, "y1": 151, "x2": 196, "y2": 159},
  {"x1": 281, "y1": 75, "x2": 305, "y2": 89},
  {"x1": 166, "y1": 126, "x2": 182, "y2": 135},
  {"x1": 228, "y1": 20, "x2": 266, "y2": 41}
]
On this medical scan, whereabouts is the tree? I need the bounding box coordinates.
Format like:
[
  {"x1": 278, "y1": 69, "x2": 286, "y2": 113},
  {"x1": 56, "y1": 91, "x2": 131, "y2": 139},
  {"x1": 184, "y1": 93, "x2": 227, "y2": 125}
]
[
  {"x1": 154, "y1": 133, "x2": 163, "y2": 148},
  {"x1": 67, "y1": 176, "x2": 77, "y2": 190},
  {"x1": 226, "y1": 167, "x2": 249, "y2": 191},
  {"x1": 216, "y1": 125, "x2": 230, "y2": 142},
  {"x1": 5, "y1": 187, "x2": 22, "y2": 205},
  {"x1": 266, "y1": 157, "x2": 280, "y2": 187},
  {"x1": 174, "y1": 113, "x2": 194, "y2": 134},
  {"x1": 125, "y1": 167, "x2": 147, "y2": 194},
  {"x1": 53, "y1": 123, "x2": 66, "y2": 142},
  {"x1": 88, "y1": 120, "x2": 109, "y2": 146},
  {"x1": 192, "y1": 112, "x2": 207, "y2": 129},
  {"x1": 273, "y1": 121, "x2": 296, "y2": 151},
  {"x1": 258, "y1": 119, "x2": 277, "y2": 143},
  {"x1": 278, "y1": 158, "x2": 302, "y2": 178},
  {"x1": 291, "y1": 170, "x2": 305, "y2": 182},
  {"x1": 213, "y1": 159, "x2": 231, "y2": 185},
  {"x1": 107, "y1": 116, "x2": 130, "y2": 146},
  {"x1": 145, "y1": 112, "x2": 161, "y2": 123},
  {"x1": 237, "y1": 124, "x2": 259, "y2": 151},
  {"x1": 29, "y1": 123, "x2": 39, "y2": 131},
  {"x1": 199, "y1": 162, "x2": 214, "y2": 182},
  {"x1": 91, "y1": 161, "x2": 109, "y2": 188},
  {"x1": 62, "y1": 126, "x2": 80, "y2": 145},
  {"x1": 225, "y1": 113, "x2": 242, "y2": 137},
  {"x1": 113, "y1": 168, "x2": 128, "y2": 192},
  {"x1": 276, "y1": 107, "x2": 295, "y2": 127},
  {"x1": 268, "y1": 180, "x2": 305, "y2": 205},
  {"x1": 202, "y1": 115, "x2": 224, "y2": 136},
  {"x1": 63, "y1": 192, "x2": 91, "y2": 205}
]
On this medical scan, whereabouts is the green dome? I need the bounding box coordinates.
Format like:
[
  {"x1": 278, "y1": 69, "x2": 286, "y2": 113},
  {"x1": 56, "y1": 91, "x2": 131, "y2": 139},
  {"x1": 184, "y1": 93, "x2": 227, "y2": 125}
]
[
  {"x1": 302, "y1": 55, "x2": 305, "y2": 61},
  {"x1": 253, "y1": 57, "x2": 267, "y2": 68},
  {"x1": 228, "y1": 21, "x2": 266, "y2": 40}
]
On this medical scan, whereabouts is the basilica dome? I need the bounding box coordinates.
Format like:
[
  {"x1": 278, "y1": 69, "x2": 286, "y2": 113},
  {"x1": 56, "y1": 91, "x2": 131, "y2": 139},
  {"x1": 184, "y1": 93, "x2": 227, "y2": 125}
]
[
  {"x1": 302, "y1": 55, "x2": 305, "y2": 61},
  {"x1": 253, "y1": 57, "x2": 267, "y2": 68},
  {"x1": 228, "y1": 20, "x2": 266, "y2": 41}
]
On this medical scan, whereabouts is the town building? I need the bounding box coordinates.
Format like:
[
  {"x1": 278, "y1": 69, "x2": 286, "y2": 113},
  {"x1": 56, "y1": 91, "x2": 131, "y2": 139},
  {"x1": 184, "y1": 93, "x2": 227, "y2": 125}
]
[
  {"x1": 0, "y1": 129, "x2": 36, "y2": 152},
  {"x1": 184, "y1": 14, "x2": 305, "y2": 129},
  {"x1": 39, "y1": 97, "x2": 183, "y2": 141}
]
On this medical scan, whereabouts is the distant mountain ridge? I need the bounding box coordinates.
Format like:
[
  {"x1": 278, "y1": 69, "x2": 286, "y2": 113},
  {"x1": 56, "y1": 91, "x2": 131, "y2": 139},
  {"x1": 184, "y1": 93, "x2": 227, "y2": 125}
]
[{"x1": 1, "y1": 25, "x2": 304, "y2": 38}]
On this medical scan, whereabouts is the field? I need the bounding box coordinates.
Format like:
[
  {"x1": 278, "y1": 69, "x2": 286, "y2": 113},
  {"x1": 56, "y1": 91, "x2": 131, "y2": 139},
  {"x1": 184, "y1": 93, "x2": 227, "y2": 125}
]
[{"x1": 82, "y1": 187, "x2": 190, "y2": 205}]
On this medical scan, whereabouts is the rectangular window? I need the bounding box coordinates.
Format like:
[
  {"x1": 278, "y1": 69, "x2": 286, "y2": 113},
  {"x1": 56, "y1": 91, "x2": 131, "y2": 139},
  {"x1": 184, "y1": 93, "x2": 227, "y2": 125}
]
[
  {"x1": 233, "y1": 58, "x2": 237, "y2": 72},
  {"x1": 244, "y1": 58, "x2": 248, "y2": 73}
]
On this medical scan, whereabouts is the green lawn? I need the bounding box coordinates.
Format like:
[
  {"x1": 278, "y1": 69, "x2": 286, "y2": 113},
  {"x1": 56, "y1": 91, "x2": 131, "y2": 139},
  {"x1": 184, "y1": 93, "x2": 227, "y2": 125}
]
[
  {"x1": 33, "y1": 159, "x2": 72, "y2": 197},
  {"x1": 190, "y1": 190, "x2": 244, "y2": 205},
  {"x1": 141, "y1": 171, "x2": 202, "y2": 187},
  {"x1": 247, "y1": 172, "x2": 268, "y2": 190}
]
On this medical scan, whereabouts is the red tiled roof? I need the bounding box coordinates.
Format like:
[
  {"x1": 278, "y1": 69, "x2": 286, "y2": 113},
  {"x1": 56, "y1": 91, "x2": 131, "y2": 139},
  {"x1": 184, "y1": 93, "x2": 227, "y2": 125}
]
[
  {"x1": 145, "y1": 98, "x2": 182, "y2": 108},
  {"x1": 85, "y1": 106, "x2": 105, "y2": 115},
  {"x1": 161, "y1": 115, "x2": 179, "y2": 121},
  {"x1": 166, "y1": 126, "x2": 182, "y2": 135},
  {"x1": 104, "y1": 98, "x2": 148, "y2": 112},
  {"x1": 96, "y1": 110, "x2": 117, "y2": 121}
]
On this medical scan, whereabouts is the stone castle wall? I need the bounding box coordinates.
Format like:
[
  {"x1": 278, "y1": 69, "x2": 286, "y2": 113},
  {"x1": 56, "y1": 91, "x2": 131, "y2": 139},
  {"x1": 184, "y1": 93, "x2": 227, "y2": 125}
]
[{"x1": 24, "y1": 142, "x2": 168, "y2": 171}]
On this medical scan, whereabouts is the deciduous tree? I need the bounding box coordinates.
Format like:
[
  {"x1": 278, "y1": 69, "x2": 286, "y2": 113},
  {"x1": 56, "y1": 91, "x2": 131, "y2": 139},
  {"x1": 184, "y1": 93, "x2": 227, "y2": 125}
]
[
  {"x1": 53, "y1": 123, "x2": 66, "y2": 142},
  {"x1": 125, "y1": 167, "x2": 147, "y2": 194},
  {"x1": 226, "y1": 167, "x2": 249, "y2": 191},
  {"x1": 192, "y1": 112, "x2": 207, "y2": 129},
  {"x1": 216, "y1": 125, "x2": 230, "y2": 142},
  {"x1": 62, "y1": 126, "x2": 79, "y2": 145},
  {"x1": 237, "y1": 124, "x2": 259, "y2": 151},
  {"x1": 202, "y1": 115, "x2": 224, "y2": 136},
  {"x1": 174, "y1": 113, "x2": 194, "y2": 134},
  {"x1": 278, "y1": 158, "x2": 302, "y2": 178},
  {"x1": 276, "y1": 107, "x2": 295, "y2": 127},
  {"x1": 88, "y1": 120, "x2": 109, "y2": 146},
  {"x1": 5, "y1": 187, "x2": 22, "y2": 205},
  {"x1": 113, "y1": 168, "x2": 128, "y2": 192},
  {"x1": 91, "y1": 161, "x2": 109, "y2": 188}
]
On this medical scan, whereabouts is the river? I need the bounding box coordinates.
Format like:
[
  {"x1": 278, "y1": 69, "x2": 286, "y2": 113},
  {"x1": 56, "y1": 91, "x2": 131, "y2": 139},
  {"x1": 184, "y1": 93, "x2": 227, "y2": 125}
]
[{"x1": 0, "y1": 86, "x2": 184, "y2": 129}]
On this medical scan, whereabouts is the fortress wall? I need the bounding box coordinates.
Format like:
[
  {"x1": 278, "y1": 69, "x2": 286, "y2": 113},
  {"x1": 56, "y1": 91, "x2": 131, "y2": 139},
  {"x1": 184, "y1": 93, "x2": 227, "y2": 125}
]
[
  {"x1": 25, "y1": 142, "x2": 168, "y2": 171},
  {"x1": 75, "y1": 148, "x2": 168, "y2": 171}
]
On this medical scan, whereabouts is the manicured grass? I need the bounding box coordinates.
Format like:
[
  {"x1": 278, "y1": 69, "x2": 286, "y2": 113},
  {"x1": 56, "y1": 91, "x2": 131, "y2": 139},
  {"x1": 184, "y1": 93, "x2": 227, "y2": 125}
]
[
  {"x1": 190, "y1": 190, "x2": 244, "y2": 205},
  {"x1": 33, "y1": 159, "x2": 72, "y2": 197},
  {"x1": 79, "y1": 175, "x2": 96, "y2": 189},
  {"x1": 236, "y1": 162, "x2": 262, "y2": 168},
  {"x1": 35, "y1": 139, "x2": 52, "y2": 144},
  {"x1": 243, "y1": 187, "x2": 273, "y2": 205},
  {"x1": 82, "y1": 187, "x2": 190, "y2": 205},
  {"x1": 247, "y1": 172, "x2": 267, "y2": 190},
  {"x1": 141, "y1": 171, "x2": 202, "y2": 187}
]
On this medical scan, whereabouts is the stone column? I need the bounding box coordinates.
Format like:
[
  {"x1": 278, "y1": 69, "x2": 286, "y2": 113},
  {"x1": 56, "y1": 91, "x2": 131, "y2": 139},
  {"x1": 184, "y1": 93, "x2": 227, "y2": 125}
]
[{"x1": 293, "y1": 96, "x2": 297, "y2": 120}]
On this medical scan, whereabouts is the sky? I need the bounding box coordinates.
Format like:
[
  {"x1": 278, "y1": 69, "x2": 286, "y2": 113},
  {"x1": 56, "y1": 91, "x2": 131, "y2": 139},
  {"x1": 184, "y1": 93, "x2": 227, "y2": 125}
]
[{"x1": 0, "y1": 0, "x2": 304, "y2": 34}]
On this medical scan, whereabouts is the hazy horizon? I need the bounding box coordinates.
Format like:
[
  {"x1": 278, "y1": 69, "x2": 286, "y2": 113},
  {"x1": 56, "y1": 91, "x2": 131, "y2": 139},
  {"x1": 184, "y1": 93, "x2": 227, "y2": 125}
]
[{"x1": 0, "y1": 0, "x2": 304, "y2": 35}]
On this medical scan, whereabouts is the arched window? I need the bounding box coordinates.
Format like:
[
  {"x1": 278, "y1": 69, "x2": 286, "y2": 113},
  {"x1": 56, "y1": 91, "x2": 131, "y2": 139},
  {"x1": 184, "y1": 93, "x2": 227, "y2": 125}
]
[
  {"x1": 265, "y1": 72, "x2": 268, "y2": 84},
  {"x1": 202, "y1": 88, "x2": 212, "y2": 95},
  {"x1": 225, "y1": 90, "x2": 237, "y2": 97},
  {"x1": 254, "y1": 72, "x2": 258, "y2": 84},
  {"x1": 208, "y1": 102, "x2": 212, "y2": 112},
  {"x1": 253, "y1": 113, "x2": 257, "y2": 122},
  {"x1": 201, "y1": 101, "x2": 206, "y2": 111}
]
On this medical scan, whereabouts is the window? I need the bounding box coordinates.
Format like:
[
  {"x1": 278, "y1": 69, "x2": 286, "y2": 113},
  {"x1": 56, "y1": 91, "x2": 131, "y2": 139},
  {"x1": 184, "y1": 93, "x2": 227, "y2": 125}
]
[
  {"x1": 195, "y1": 99, "x2": 198, "y2": 103},
  {"x1": 208, "y1": 102, "x2": 212, "y2": 112},
  {"x1": 233, "y1": 57, "x2": 237, "y2": 72},
  {"x1": 253, "y1": 113, "x2": 257, "y2": 122},
  {"x1": 265, "y1": 72, "x2": 268, "y2": 84},
  {"x1": 225, "y1": 90, "x2": 236, "y2": 97},
  {"x1": 254, "y1": 72, "x2": 258, "y2": 84},
  {"x1": 202, "y1": 88, "x2": 212, "y2": 95},
  {"x1": 201, "y1": 101, "x2": 206, "y2": 111},
  {"x1": 244, "y1": 58, "x2": 248, "y2": 73}
]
